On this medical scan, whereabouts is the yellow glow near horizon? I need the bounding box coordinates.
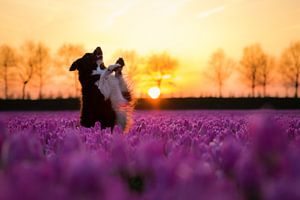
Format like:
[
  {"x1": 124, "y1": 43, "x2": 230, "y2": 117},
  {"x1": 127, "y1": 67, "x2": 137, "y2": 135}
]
[
  {"x1": 0, "y1": 0, "x2": 300, "y2": 98},
  {"x1": 148, "y1": 87, "x2": 161, "y2": 99}
]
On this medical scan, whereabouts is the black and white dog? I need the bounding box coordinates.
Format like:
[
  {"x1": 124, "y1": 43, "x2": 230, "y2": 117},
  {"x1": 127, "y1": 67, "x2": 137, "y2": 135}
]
[{"x1": 69, "y1": 47, "x2": 132, "y2": 131}]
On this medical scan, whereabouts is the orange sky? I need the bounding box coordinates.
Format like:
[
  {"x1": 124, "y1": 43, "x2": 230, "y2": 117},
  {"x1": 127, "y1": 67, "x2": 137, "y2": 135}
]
[{"x1": 1, "y1": 0, "x2": 300, "y2": 98}]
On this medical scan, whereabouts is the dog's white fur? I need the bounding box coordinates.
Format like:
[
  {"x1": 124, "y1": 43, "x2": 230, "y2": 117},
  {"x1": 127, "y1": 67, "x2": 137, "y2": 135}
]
[{"x1": 92, "y1": 62, "x2": 131, "y2": 131}]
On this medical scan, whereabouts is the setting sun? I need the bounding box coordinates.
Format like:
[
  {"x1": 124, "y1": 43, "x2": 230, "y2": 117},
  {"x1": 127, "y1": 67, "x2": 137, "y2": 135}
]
[
  {"x1": 148, "y1": 87, "x2": 161, "y2": 99},
  {"x1": 0, "y1": 0, "x2": 300, "y2": 98}
]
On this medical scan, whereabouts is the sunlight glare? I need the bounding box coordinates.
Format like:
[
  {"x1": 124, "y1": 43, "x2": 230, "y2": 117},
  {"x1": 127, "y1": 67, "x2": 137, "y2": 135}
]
[
  {"x1": 148, "y1": 87, "x2": 161, "y2": 99},
  {"x1": 162, "y1": 74, "x2": 171, "y2": 79}
]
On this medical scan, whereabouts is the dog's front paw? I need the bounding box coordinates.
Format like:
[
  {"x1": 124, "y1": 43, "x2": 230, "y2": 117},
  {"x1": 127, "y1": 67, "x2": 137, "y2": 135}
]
[{"x1": 116, "y1": 57, "x2": 125, "y2": 67}]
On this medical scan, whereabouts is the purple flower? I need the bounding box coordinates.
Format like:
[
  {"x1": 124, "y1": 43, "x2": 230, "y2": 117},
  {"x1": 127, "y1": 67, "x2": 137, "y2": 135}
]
[
  {"x1": 0, "y1": 120, "x2": 7, "y2": 155},
  {"x1": 235, "y1": 152, "x2": 263, "y2": 200},
  {"x1": 219, "y1": 136, "x2": 242, "y2": 178},
  {"x1": 250, "y1": 115, "x2": 288, "y2": 176},
  {"x1": 63, "y1": 154, "x2": 104, "y2": 199},
  {"x1": 0, "y1": 110, "x2": 299, "y2": 200},
  {"x1": 2, "y1": 131, "x2": 43, "y2": 167}
]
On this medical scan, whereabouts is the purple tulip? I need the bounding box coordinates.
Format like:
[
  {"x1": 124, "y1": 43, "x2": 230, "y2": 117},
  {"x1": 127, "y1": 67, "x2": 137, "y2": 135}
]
[
  {"x1": 219, "y1": 136, "x2": 242, "y2": 178},
  {"x1": 0, "y1": 110, "x2": 299, "y2": 200},
  {"x1": 0, "y1": 120, "x2": 7, "y2": 154},
  {"x1": 2, "y1": 131, "x2": 43, "y2": 167},
  {"x1": 250, "y1": 115, "x2": 288, "y2": 176},
  {"x1": 64, "y1": 154, "x2": 104, "y2": 199}
]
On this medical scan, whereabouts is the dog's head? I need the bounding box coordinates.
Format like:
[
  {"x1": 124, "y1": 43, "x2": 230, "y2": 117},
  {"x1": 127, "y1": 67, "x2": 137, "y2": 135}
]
[{"x1": 69, "y1": 47, "x2": 103, "y2": 72}]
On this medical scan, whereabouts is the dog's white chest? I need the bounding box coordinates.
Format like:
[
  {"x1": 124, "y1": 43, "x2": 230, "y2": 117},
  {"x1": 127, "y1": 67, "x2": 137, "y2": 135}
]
[{"x1": 92, "y1": 66, "x2": 106, "y2": 75}]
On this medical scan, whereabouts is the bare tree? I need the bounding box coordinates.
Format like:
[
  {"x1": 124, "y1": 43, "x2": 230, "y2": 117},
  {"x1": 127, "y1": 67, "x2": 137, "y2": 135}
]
[
  {"x1": 56, "y1": 43, "x2": 85, "y2": 97},
  {"x1": 256, "y1": 54, "x2": 275, "y2": 97},
  {"x1": 18, "y1": 41, "x2": 36, "y2": 99},
  {"x1": 35, "y1": 42, "x2": 50, "y2": 99},
  {"x1": 144, "y1": 52, "x2": 178, "y2": 93},
  {"x1": 240, "y1": 44, "x2": 267, "y2": 97},
  {"x1": 207, "y1": 48, "x2": 234, "y2": 97},
  {"x1": 112, "y1": 49, "x2": 142, "y2": 85},
  {"x1": 280, "y1": 41, "x2": 300, "y2": 98},
  {"x1": 0, "y1": 44, "x2": 16, "y2": 99},
  {"x1": 279, "y1": 66, "x2": 293, "y2": 97}
]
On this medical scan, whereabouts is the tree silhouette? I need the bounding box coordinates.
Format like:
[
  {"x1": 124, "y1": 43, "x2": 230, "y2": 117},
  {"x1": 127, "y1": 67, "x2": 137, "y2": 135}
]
[
  {"x1": 112, "y1": 49, "x2": 141, "y2": 85},
  {"x1": 257, "y1": 54, "x2": 275, "y2": 97},
  {"x1": 207, "y1": 49, "x2": 234, "y2": 97},
  {"x1": 240, "y1": 44, "x2": 267, "y2": 97},
  {"x1": 143, "y1": 52, "x2": 178, "y2": 96},
  {"x1": 18, "y1": 41, "x2": 37, "y2": 99},
  {"x1": 56, "y1": 43, "x2": 85, "y2": 97},
  {"x1": 35, "y1": 42, "x2": 50, "y2": 99},
  {"x1": 0, "y1": 44, "x2": 16, "y2": 99},
  {"x1": 279, "y1": 66, "x2": 293, "y2": 97},
  {"x1": 280, "y1": 41, "x2": 300, "y2": 98}
]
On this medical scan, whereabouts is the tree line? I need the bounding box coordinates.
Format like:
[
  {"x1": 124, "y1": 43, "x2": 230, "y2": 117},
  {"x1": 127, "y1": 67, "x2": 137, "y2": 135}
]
[
  {"x1": 0, "y1": 41, "x2": 299, "y2": 99},
  {"x1": 0, "y1": 42, "x2": 84, "y2": 99},
  {"x1": 0, "y1": 42, "x2": 178, "y2": 99},
  {"x1": 206, "y1": 42, "x2": 300, "y2": 98}
]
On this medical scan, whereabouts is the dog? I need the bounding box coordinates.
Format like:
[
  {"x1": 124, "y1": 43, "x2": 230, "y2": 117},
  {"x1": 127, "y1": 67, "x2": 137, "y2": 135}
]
[{"x1": 69, "y1": 47, "x2": 132, "y2": 131}]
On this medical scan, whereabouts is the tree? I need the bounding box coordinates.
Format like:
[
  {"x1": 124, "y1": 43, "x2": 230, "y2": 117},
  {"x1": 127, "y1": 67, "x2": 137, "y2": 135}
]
[
  {"x1": 112, "y1": 49, "x2": 142, "y2": 85},
  {"x1": 240, "y1": 44, "x2": 267, "y2": 97},
  {"x1": 279, "y1": 66, "x2": 293, "y2": 97},
  {"x1": 280, "y1": 41, "x2": 300, "y2": 98},
  {"x1": 207, "y1": 49, "x2": 234, "y2": 97},
  {"x1": 256, "y1": 54, "x2": 275, "y2": 97},
  {"x1": 0, "y1": 44, "x2": 16, "y2": 99},
  {"x1": 144, "y1": 52, "x2": 178, "y2": 95},
  {"x1": 18, "y1": 41, "x2": 36, "y2": 99},
  {"x1": 56, "y1": 43, "x2": 85, "y2": 97},
  {"x1": 35, "y1": 42, "x2": 50, "y2": 99}
]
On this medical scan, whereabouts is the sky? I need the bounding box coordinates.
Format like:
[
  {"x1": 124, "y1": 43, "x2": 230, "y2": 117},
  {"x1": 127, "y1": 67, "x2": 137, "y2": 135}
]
[{"x1": 1, "y1": 0, "x2": 300, "y2": 97}]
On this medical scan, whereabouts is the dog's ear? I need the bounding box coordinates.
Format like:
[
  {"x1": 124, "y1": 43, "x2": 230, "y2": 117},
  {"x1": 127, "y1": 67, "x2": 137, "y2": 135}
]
[
  {"x1": 69, "y1": 59, "x2": 79, "y2": 71},
  {"x1": 93, "y1": 47, "x2": 103, "y2": 58},
  {"x1": 116, "y1": 57, "x2": 125, "y2": 67}
]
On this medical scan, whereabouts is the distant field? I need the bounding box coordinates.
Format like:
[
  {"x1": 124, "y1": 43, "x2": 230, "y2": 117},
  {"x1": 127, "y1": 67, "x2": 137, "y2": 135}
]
[
  {"x1": 1, "y1": 97, "x2": 300, "y2": 110},
  {"x1": 0, "y1": 110, "x2": 300, "y2": 199}
]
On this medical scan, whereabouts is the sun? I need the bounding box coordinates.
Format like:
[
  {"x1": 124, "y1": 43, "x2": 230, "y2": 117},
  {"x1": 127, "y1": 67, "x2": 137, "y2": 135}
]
[{"x1": 148, "y1": 87, "x2": 161, "y2": 99}]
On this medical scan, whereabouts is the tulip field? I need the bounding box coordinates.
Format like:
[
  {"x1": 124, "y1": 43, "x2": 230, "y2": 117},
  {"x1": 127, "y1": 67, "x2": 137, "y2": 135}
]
[{"x1": 0, "y1": 110, "x2": 300, "y2": 200}]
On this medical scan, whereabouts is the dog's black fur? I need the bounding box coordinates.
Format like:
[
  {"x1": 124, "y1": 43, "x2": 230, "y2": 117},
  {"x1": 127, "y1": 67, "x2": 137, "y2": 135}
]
[{"x1": 69, "y1": 47, "x2": 119, "y2": 129}]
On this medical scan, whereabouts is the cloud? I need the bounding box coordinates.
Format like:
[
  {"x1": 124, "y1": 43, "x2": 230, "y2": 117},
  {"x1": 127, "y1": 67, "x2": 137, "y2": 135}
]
[
  {"x1": 196, "y1": 5, "x2": 226, "y2": 20},
  {"x1": 195, "y1": 0, "x2": 248, "y2": 20},
  {"x1": 105, "y1": 0, "x2": 138, "y2": 27},
  {"x1": 165, "y1": 0, "x2": 191, "y2": 15}
]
